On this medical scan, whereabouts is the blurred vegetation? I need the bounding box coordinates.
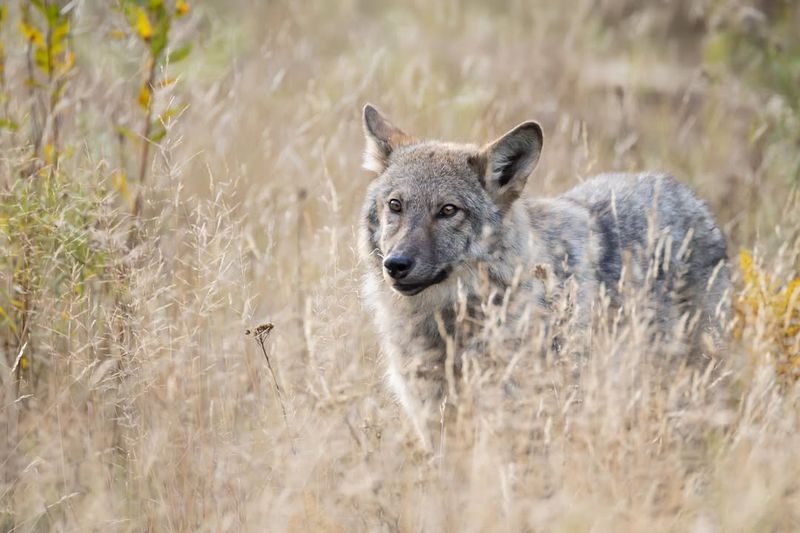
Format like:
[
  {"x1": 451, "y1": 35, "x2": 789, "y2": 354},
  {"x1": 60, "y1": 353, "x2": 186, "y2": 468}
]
[
  {"x1": 737, "y1": 248, "x2": 800, "y2": 381},
  {"x1": 118, "y1": 0, "x2": 191, "y2": 217},
  {"x1": 18, "y1": 0, "x2": 74, "y2": 163},
  {"x1": 705, "y1": 1, "x2": 800, "y2": 382},
  {"x1": 0, "y1": 174, "x2": 109, "y2": 385},
  {"x1": 705, "y1": 0, "x2": 800, "y2": 182},
  {"x1": 0, "y1": 0, "x2": 798, "y2": 530},
  {"x1": 1, "y1": 0, "x2": 192, "y2": 394}
]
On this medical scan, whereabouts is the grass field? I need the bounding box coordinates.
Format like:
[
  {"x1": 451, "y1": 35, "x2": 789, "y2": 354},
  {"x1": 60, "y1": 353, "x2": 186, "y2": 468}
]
[{"x1": 1, "y1": 1, "x2": 799, "y2": 531}]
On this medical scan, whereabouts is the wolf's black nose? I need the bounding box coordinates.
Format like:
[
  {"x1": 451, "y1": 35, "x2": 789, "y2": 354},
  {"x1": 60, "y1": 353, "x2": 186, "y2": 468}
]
[{"x1": 384, "y1": 255, "x2": 414, "y2": 279}]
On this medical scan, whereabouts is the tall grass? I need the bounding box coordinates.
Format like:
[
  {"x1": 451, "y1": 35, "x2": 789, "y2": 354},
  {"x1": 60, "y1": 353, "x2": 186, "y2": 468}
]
[{"x1": 1, "y1": 0, "x2": 799, "y2": 531}]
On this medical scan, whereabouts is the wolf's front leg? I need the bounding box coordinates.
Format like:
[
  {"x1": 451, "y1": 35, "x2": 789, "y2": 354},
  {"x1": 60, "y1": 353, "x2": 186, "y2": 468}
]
[{"x1": 385, "y1": 350, "x2": 448, "y2": 453}]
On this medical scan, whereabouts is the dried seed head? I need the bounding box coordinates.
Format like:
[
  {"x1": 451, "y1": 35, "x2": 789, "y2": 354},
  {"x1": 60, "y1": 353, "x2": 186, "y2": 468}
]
[{"x1": 245, "y1": 322, "x2": 274, "y2": 338}]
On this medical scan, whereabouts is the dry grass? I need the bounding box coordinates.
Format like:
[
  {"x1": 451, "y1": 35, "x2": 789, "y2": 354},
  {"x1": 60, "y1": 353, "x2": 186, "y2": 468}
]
[{"x1": 1, "y1": 0, "x2": 800, "y2": 531}]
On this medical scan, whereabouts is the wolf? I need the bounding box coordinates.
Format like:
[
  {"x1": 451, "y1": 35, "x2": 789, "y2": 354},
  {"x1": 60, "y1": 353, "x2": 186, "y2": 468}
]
[{"x1": 357, "y1": 104, "x2": 730, "y2": 447}]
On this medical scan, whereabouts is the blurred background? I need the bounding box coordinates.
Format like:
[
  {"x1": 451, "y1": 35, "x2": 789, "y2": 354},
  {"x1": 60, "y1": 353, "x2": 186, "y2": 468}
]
[{"x1": 1, "y1": 0, "x2": 799, "y2": 530}]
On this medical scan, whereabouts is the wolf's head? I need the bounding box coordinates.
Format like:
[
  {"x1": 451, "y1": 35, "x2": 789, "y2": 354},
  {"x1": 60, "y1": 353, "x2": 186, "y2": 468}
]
[{"x1": 359, "y1": 104, "x2": 543, "y2": 297}]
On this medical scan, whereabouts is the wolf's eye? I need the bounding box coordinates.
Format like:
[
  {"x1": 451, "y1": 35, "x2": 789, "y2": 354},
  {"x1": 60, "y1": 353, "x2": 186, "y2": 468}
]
[
  {"x1": 438, "y1": 204, "x2": 459, "y2": 218},
  {"x1": 388, "y1": 199, "x2": 402, "y2": 213}
]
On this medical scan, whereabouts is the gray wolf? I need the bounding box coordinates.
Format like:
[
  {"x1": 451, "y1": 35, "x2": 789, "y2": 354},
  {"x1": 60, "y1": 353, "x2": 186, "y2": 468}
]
[{"x1": 358, "y1": 104, "x2": 730, "y2": 447}]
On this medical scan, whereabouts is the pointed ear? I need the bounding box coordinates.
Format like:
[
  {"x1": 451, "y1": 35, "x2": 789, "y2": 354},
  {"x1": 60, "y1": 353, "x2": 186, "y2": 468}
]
[
  {"x1": 479, "y1": 121, "x2": 543, "y2": 207},
  {"x1": 362, "y1": 104, "x2": 414, "y2": 173}
]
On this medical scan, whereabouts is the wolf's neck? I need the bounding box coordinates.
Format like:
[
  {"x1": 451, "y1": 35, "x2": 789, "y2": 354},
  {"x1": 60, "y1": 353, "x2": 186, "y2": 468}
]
[{"x1": 479, "y1": 201, "x2": 544, "y2": 288}]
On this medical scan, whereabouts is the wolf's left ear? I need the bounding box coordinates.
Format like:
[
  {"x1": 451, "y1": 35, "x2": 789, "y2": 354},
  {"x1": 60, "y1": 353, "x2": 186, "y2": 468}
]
[
  {"x1": 479, "y1": 121, "x2": 543, "y2": 207},
  {"x1": 362, "y1": 104, "x2": 413, "y2": 174}
]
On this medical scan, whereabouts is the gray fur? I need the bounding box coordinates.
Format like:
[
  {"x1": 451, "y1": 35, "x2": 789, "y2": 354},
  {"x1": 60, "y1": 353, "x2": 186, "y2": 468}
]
[{"x1": 358, "y1": 104, "x2": 730, "y2": 447}]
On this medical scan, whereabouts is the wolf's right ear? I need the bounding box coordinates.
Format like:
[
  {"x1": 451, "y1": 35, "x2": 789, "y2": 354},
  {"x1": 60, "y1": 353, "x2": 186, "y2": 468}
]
[
  {"x1": 480, "y1": 121, "x2": 543, "y2": 208},
  {"x1": 362, "y1": 104, "x2": 413, "y2": 174}
]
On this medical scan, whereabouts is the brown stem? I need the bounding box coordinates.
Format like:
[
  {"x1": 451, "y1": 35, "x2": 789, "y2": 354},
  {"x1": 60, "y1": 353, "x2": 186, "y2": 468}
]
[
  {"x1": 0, "y1": 27, "x2": 12, "y2": 157},
  {"x1": 25, "y1": 39, "x2": 41, "y2": 162},
  {"x1": 252, "y1": 327, "x2": 296, "y2": 455},
  {"x1": 14, "y1": 243, "x2": 32, "y2": 397},
  {"x1": 132, "y1": 55, "x2": 157, "y2": 220},
  {"x1": 44, "y1": 5, "x2": 60, "y2": 168},
  {"x1": 256, "y1": 330, "x2": 287, "y2": 420}
]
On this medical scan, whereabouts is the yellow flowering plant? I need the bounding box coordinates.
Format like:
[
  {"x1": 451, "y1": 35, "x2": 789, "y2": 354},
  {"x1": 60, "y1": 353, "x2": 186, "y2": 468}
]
[{"x1": 736, "y1": 249, "x2": 800, "y2": 381}]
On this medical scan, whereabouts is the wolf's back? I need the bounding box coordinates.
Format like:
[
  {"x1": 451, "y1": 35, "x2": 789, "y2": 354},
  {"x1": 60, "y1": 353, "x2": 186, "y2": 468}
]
[{"x1": 564, "y1": 172, "x2": 730, "y2": 349}]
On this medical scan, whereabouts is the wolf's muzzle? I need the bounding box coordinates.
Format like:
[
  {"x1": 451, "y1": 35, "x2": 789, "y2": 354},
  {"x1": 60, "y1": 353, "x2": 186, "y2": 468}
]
[{"x1": 392, "y1": 269, "x2": 449, "y2": 296}]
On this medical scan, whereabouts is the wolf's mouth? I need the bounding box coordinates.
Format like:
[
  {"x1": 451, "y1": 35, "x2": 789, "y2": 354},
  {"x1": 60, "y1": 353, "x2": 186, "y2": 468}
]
[{"x1": 392, "y1": 269, "x2": 449, "y2": 296}]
